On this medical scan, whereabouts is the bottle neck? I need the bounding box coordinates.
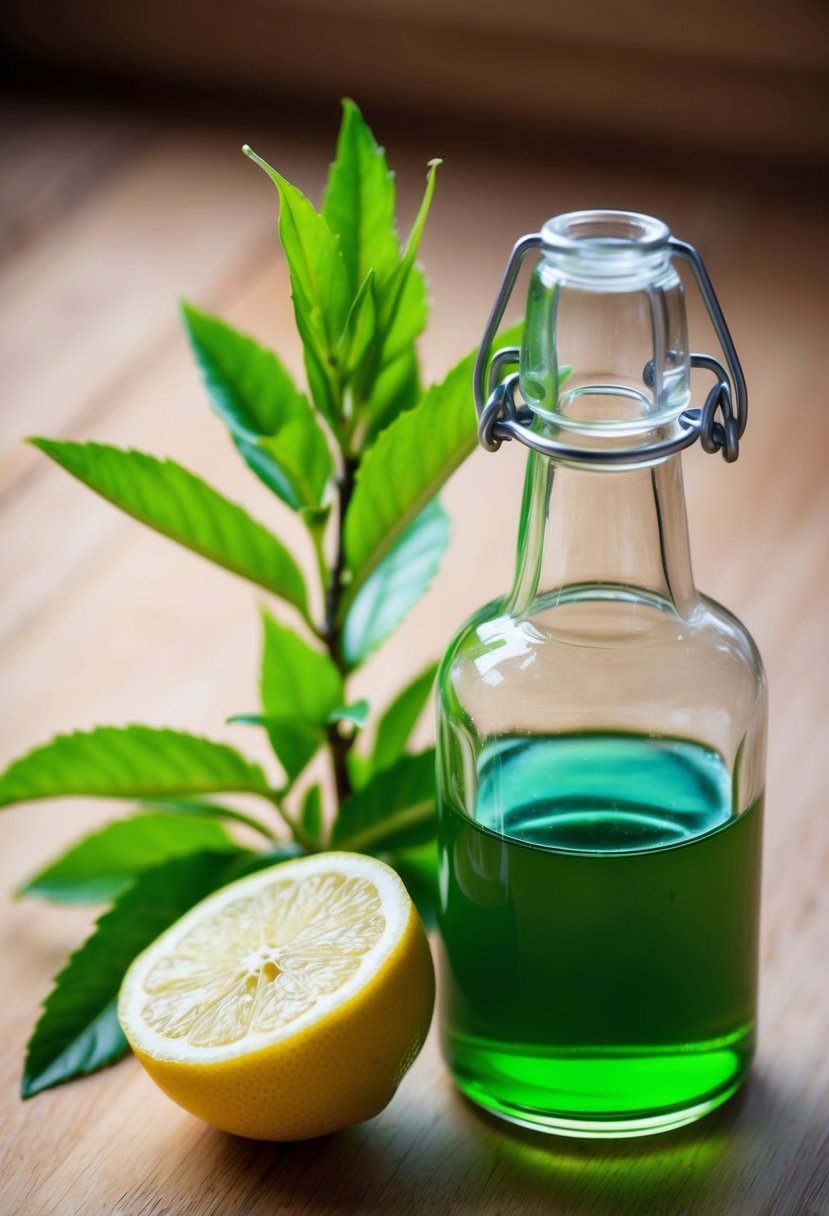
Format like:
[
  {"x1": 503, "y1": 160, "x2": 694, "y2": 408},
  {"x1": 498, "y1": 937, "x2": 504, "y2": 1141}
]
[{"x1": 507, "y1": 450, "x2": 698, "y2": 621}]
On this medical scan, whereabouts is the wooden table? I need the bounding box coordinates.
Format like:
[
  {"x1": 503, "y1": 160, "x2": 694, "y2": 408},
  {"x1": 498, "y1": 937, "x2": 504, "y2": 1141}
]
[{"x1": 2, "y1": 97, "x2": 827, "y2": 1215}]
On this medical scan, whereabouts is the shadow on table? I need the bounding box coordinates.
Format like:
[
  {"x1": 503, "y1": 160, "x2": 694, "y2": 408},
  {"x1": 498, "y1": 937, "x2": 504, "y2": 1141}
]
[{"x1": 196, "y1": 1064, "x2": 822, "y2": 1216}]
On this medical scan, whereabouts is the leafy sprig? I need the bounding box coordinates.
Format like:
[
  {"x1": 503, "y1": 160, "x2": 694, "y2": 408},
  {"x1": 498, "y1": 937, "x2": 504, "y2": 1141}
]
[{"x1": 1, "y1": 100, "x2": 519, "y2": 1097}]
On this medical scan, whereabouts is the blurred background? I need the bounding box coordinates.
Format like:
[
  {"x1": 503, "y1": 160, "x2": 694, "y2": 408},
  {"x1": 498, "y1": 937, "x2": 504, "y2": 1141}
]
[
  {"x1": 2, "y1": 0, "x2": 827, "y2": 771},
  {"x1": 2, "y1": 4, "x2": 829, "y2": 1210},
  {"x1": 3, "y1": 0, "x2": 829, "y2": 163}
]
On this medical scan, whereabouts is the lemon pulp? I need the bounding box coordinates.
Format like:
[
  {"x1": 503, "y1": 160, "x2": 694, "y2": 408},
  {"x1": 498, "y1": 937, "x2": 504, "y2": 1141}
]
[{"x1": 140, "y1": 869, "x2": 386, "y2": 1048}]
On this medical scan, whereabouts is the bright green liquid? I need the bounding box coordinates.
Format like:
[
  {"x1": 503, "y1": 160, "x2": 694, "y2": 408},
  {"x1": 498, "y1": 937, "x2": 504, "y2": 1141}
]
[{"x1": 438, "y1": 733, "x2": 762, "y2": 1137}]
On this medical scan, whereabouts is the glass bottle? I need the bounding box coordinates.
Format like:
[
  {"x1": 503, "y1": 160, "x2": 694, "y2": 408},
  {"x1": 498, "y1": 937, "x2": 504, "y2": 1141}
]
[{"x1": 436, "y1": 211, "x2": 766, "y2": 1138}]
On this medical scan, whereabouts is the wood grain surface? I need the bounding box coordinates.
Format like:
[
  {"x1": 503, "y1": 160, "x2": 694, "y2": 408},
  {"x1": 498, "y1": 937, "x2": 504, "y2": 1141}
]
[{"x1": 1, "y1": 96, "x2": 828, "y2": 1216}]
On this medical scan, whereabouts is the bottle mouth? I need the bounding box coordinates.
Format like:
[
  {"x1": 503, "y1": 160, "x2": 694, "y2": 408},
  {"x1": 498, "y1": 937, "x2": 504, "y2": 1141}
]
[
  {"x1": 540, "y1": 210, "x2": 673, "y2": 290},
  {"x1": 542, "y1": 210, "x2": 671, "y2": 252}
]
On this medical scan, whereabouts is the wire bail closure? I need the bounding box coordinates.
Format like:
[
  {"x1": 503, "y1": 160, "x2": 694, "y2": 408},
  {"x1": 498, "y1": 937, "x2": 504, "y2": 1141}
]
[{"x1": 473, "y1": 230, "x2": 747, "y2": 465}]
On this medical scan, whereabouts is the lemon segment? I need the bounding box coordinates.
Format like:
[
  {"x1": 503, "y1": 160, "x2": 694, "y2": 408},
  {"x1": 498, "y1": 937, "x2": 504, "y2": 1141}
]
[{"x1": 118, "y1": 852, "x2": 434, "y2": 1140}]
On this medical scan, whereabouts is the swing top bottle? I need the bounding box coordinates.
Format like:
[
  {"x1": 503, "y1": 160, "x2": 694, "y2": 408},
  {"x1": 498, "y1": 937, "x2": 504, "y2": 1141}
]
[{"x1": 435, "y1": 210, "x2": 766, "y2": 1138}]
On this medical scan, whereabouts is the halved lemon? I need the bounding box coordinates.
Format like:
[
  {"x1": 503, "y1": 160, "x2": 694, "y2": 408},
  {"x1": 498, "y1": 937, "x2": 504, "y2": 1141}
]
[{"x1": 118, "y1": 852, "x2": 434, "y2": 1140}]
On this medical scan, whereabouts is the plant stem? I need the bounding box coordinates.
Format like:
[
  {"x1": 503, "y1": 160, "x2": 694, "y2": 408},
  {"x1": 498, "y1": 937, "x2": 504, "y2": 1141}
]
[
  {"x1": 268, "y1": 791, "x2": 319, "y2": 853},
  {"x1": 323, "y1": 456, "x2": 358, "y2": 810},
  {"x1": 309, "y1": 530, "x2": 327, "y2": 603}
]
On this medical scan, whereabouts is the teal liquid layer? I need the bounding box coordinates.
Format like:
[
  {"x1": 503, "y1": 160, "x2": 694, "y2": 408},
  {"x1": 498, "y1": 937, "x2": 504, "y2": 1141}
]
[{"x1": 438, "y1": 733, "x2": 762, "y2": 1137}]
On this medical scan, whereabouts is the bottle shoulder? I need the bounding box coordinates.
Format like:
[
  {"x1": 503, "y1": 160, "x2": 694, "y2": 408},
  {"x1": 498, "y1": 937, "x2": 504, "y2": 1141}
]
[
  {"x1": 437, "y1": 590, "x2": 767, "y2": 741},
  {"x1": 440, "y1": 592, "x2": 763, "y2": 671},
  {"x1": 697, "y1": 593, "x2": 766, "y2": 682}
]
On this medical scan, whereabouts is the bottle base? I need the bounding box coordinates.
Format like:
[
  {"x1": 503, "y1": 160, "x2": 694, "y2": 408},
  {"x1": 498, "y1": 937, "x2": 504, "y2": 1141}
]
[{"x1": 447, "y1": 1025, "x2": 753, "y2": 1139}]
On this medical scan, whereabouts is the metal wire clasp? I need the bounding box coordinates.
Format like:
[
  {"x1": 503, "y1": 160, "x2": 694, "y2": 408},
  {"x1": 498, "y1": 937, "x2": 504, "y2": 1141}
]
[{"x1": 473, "y1": 228, "x2": 747, "y2": 465}]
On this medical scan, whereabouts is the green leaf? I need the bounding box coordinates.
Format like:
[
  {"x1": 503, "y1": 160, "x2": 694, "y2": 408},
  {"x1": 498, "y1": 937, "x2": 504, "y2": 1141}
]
[
  {"x1": 229, "y1": 436, "x2": 296, "y2": 502},
  {"x1": 254, "y1": 417, "x2": 333, "y2": 512},
  {"x1": 341, "y1": 324, "x2": 523, "y2": 617},
  {"x1": 227, "y1": 713, "x2": 322, "y2": 788},
  {"x1": 346, "y1": 751, "x2": 371, "y2": 791},
  {"x1": 181, "y1": 304, "x2": 332, "y2": 510},
  {"x1": 375, "y1": 159, "x2": 439, "y2": 338},
  {"x1": 243, "y1": 146, "x2": 349, "y2": 394},
  {"x1": 390, "y1": 842, "x2": 439, "y2": 930},
  {"x1": 30, "y1": 440, "x2": 308, "y2": 616},
  {"x1": 341, "y1": 498, "x2": 450, "y2": 667},
  {"x1": 180, "y1": 303, "x2": 304, "y2": 439},
  {"x1": 378, "y1": 262, "x2": 429, "y2": 369},
  {"x1": 18, "y1": 811, "x2": 235, "y2": 904},
  {"x1": 139, "y1": 798, "x2": 276, "y2": 842},
  {"x1": 356, "y1": 276, "x2": 427, "y2": 448},
  {"x1": 327, "y1": 700, "x2": 370, "y2": 728},
  {"x1": 322, "y1": 99, "x2": 400, "y2": 298},
  {"x1": 0, "y1": 726, "x2": 270, "y2": 811},
  {"x1": 320, "y1": 107, "x2": 434, "y2": 415},
  {"x1": 258, "y1": 610, "x2": 344, "y2": 783},
  {"x1": 293, "y1": 303, "x2": 340, "y2": 426},
  {"x1": 372, "y1": 662, "x2": 438, "y2": 776},
  {"x1": 338, "y1": 270, "x2": 377, "y2": 381},
  {"x1": 341, "y1": 349, "x2": 474, "y2": 588},
  {"x1": 225, "y1": 844, "x2": 305, "y2": 881},
  {"x1": 363, "y1": 348, "x2": 421, "y2": 442},
  {"x1": 300, "y1": 784, "x2": 324, "y2": 843},
  {"x1": 402, "y1": 160, "x2": 440, "y2": 264},
  {"x1": 22, "y1": 849, "x2": 249, "y2": 1097},
  {"x1": 331, "y1": 750, "x2": 436, "y2": 853}
]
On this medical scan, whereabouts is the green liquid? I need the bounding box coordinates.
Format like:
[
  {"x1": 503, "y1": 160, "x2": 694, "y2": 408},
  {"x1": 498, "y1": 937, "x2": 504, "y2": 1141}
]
[{"x1": 438, "y1": 733, "x2": 762, "y2": 1137}]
